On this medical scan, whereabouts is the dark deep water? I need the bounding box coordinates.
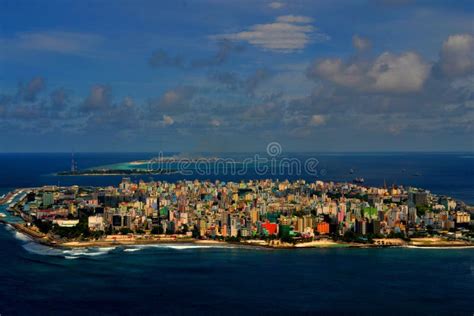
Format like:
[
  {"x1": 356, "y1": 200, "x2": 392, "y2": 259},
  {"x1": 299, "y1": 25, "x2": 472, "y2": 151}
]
[
  {"x1": 0, "y1": 152, "x2": 473, "y2": 315},
  {"x1": 0, "y1": 226, "x2": 473, "y2": 315}
]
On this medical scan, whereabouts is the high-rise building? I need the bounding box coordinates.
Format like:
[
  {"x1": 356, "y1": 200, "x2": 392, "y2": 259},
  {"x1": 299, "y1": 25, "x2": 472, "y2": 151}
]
[
  {"x1": 112, "y1": 215, "x2": 122, "y2": 227},
  {"x1": 279, "y1": 224, "x2": 291, "y2": 239},
  {"x1": 408, "y1": 190, "x2": 429, "y2": 207},
  {"x1": 42, "y1": 192, "x2": 54, "y2": 208},
  {"x1": 250, "y1": 209, "x2": 258, "y2": 224},
  {"x1": 296, "y1": 217, "x2": 304, "y2": 232},
  {"x1": 199, "y1": 219, "x2": 207, "y2": 237},
  {"x1": 355, "y1": 220, "x2": 367, "y2": 235},
  {"x1": 221, "y1": 224, "x2": 228, "y2": 237},
  {"x1": 302, "y1": 215, "x2": 313, "y2": 230}
]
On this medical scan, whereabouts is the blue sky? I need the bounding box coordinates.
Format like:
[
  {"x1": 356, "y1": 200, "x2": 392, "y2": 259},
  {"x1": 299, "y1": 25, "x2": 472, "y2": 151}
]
[{"x1": 0, "y1": 0, "x2": 473, "y2": 152}]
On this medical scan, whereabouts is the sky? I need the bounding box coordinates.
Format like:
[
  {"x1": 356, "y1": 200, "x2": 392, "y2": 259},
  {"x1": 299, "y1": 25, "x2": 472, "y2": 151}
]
[{"x1": 0, "y1": 0, "x2": 473, "y2": 152}]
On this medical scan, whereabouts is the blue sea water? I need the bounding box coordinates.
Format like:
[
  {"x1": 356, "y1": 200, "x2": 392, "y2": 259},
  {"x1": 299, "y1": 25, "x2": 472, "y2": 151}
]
[
  {"x1": 0, "y1": 152, "x2": 473, "y2": 315},
  {"x1": 0, "y1": 227, "x2": 473, "y2": 315}
]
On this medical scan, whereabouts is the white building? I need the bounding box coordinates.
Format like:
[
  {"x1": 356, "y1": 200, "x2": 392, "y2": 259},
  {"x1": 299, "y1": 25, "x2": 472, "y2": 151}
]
[{"x1": 88, "y1": 215, "x2": 105, "y2": 231}]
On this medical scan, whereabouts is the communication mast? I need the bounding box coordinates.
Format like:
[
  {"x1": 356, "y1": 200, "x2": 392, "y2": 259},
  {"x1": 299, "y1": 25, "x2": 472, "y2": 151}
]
[{"x1": 71, "y1": 152, "x2": 78, "y2": 173}]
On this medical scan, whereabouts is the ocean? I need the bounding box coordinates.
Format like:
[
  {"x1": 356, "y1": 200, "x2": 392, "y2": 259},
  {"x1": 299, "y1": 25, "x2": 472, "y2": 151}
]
[{"x1": 0, "y1": 152, "x2": 473, "y2": 315}]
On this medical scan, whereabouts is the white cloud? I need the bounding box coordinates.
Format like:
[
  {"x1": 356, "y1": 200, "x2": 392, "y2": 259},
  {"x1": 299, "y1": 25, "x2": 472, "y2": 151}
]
[
  {"x1": 210, "y1": 119, "x2": 221, "y2": 127},
  {"x1": 1, "y1": 31, "x2": 102, "y2": 55},
  {"x1": 268, "y1": 2, "x2": 285, "y2": 9},
  {"x1": 149, "y1": 86, "x2": 197, "y2": 114},
  {"x1": 163, "y1": 115, "x2": 174, "y2": 126},
  {"x1": 369, "y1": 52, "x2": 430, "y2": 93},
  {"x1": 276, "y1": 15, "x2": 313, "y2": 23},
  {"x1": 352, "y1": 35, "x2": 371, "y2": 51},
  {"x1": 122, "y1": 96, "x2": 135, "y2": 108},
  {"x1": 162, "y1": 91, "x2": 180, "y2": 105},
  {"x1": 310, "y1": 114, "x2": 326, "y2": 126},
  {"x1": 80, "y1": 85, "x2": 111, "y2": 112},
  {"x1": 438, "y1": 34, "x2": 474, "y2": 77},
  {"x1": 308, "y1": 51, "x2": 431, "y2": 93},
  {"x1": 214, "y1": 16, "x2": 328, "y2": 52}
]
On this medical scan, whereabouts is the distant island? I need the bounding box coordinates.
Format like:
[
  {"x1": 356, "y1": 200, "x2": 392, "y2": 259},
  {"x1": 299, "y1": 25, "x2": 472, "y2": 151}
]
[
  {"x1": 57, "y1": 154, "x2": 228, "y2": 176},
  {"x1": 57, "y1": 168, "x2": 177, "y2": 176}
]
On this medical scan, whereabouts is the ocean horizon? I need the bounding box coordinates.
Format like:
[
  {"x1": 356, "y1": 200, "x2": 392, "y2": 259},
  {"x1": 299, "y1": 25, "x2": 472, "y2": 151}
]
[{"x1": 0, "y1": 152, "x2": 472, "y2": 204}]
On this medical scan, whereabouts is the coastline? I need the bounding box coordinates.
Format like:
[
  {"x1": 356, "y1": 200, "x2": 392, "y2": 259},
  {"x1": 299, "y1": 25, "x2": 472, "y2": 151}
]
[{"x1": 3, "y1": 221, "x2": 473, "y2": 251}]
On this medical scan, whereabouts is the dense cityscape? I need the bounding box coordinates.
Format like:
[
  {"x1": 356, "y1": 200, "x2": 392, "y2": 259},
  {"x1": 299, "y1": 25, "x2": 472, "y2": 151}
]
[{"x1": 5, "y1": 177, "x2": 473, "y2": 248}]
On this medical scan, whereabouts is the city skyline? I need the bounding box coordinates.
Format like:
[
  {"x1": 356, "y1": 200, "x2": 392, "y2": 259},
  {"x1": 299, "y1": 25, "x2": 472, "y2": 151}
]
[{"x1": 1, "y1": 0, "x2": 473, "y2": 152}]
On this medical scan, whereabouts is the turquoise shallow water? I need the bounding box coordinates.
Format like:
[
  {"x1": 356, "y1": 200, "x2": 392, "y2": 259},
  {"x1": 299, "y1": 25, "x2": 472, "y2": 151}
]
[{"x1": 0, "y1": 226, "x2": 473, "y2": 315}]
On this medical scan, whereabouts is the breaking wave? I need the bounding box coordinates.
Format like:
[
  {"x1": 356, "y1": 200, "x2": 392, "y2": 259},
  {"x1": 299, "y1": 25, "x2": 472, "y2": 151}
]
[
  {"x1": 14, "y1": 231, "x2": 33, "y2": 242},
  {"x1": 22, "y1": 242, "x2": 64, "y2": 257},
  {"x1": 123, "y1": 248, "x2": 142, "y2": 252},
  {"x1": 21, "y1": 240, "x2": 117, "y2": 259},
  {"x1": 5, "y1": 224, "x2": 239, "y2": 258},
  {"x1": 62, "y1": 247, "x2": 117, "y2": 257}
]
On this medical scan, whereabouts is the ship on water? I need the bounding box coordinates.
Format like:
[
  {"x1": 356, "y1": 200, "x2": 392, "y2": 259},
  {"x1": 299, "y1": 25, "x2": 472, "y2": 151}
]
[{"x1": 353, "y1": 177, "x2": 364, "y2": 184}]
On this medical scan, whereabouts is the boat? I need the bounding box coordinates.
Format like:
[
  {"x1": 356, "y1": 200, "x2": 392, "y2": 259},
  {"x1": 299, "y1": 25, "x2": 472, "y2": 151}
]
[
  {"x1": 0, "y1": 213, "x2": 6, "y2": 218},
  {"x1": 353, "y1": 177, "x2": 364, "y2": 184},
  {"x1": 412, "y1": 172, "x2": 422, "y2": 177},
  {"x1": 349, "y1": 168, "x2": 354, "y2": 174}
]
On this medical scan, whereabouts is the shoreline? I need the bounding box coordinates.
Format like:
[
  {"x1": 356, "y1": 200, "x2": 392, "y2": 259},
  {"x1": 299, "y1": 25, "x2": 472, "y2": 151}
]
[{"x1": 3, "y1": 221, "x2": 473, "y2": 250}]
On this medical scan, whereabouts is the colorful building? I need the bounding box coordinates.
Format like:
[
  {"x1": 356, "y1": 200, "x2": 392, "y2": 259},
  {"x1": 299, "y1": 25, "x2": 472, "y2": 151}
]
[{"x1": 317, "y1": 222, "x2": 330, "y2": 234}]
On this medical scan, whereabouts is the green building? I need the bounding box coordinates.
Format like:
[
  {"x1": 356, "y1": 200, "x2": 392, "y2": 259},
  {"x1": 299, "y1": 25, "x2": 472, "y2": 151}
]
[
  {"x1": 279, "y1": 224, "x2": 291, "y2": 239},
  {"x1": 266, "y1": 212, "x2": 280, "y2": 223},
  {"x1": 42, "y1": 192, "x2": 54, "y2": 208},
  {"x1": 363, "y1": 207, "x2": 378, "y2": 220},
  {"x1": 160, "y1": 206, "x2": 169, "y2": 219}
]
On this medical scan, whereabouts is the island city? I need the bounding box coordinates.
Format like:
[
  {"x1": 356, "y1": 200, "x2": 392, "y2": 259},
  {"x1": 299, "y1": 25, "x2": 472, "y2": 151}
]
[{"x1": 2, "y1": 177, "x2": 473, "y2": 249}]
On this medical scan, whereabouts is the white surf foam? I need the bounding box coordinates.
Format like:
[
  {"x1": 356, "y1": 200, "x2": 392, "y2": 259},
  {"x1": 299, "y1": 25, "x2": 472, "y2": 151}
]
[
  {"x1": 120, "y1": 243, "x2": 227, "y2": 252},
  {"x1": 62, "y1": 247, "x2": 116, "y2": 257},
  {"x1": 22, "y1": 242, "x2": 116, "y2": 258},
  {"x1": 22, "y1": 242, "x2": 64, "y2": 256},
  {"x1": 96, "y1": 247, "x2": 116, "y2": 252},
  {"x1": 14, "y1": 231, "x2": 32, "y2": 242},
  {"x1": 123, "y1": 248, "x2": 142, "y2": 252}
]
